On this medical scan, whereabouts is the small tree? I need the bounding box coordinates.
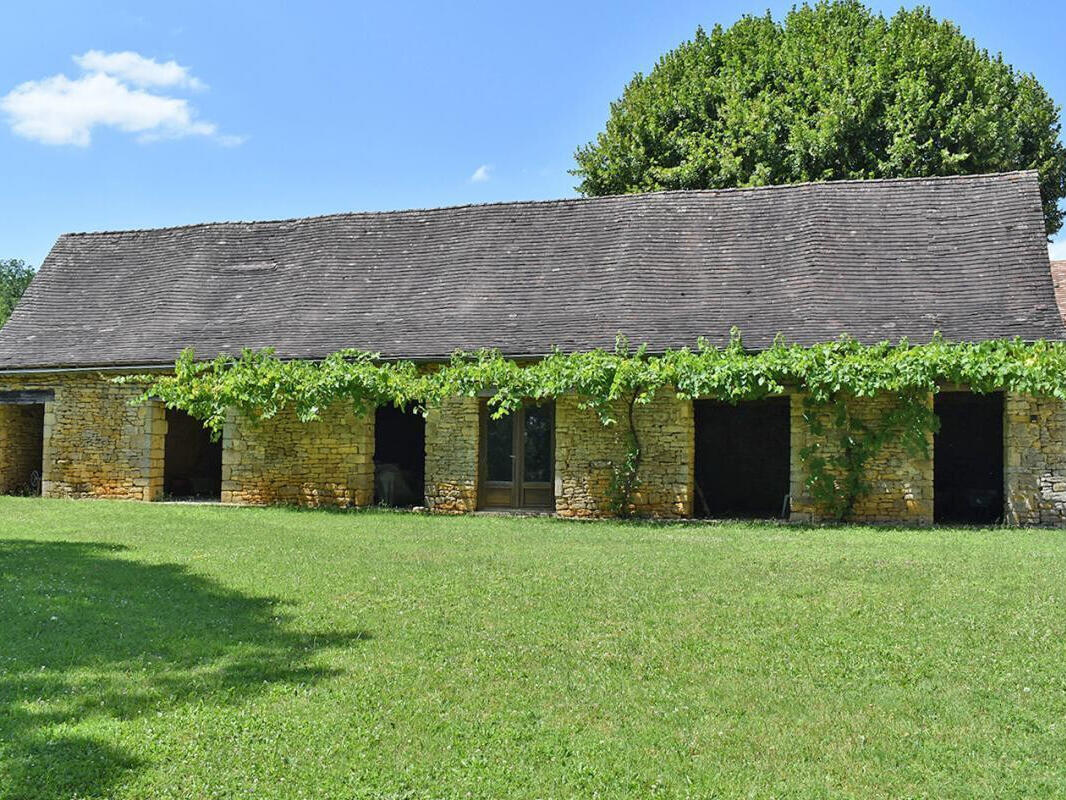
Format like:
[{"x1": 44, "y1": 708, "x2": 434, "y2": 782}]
[
  {"x1": 573, "y1": 1, "x2": 1066, "y2": 235},
  {"x1": 0, "y1": 259, "x2": 35, "y2": 327}
]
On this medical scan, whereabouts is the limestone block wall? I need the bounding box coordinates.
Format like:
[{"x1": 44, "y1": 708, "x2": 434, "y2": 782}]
[
  {"x1": 221, "y1": 405, "x2": 374, "y2": 507},
  {"x1": 0, "y1": 403, "x2": 45, "y2": 493},
  {"x1": 2, "y1": 368, "x2": 1064, "y2": 528},
  {"x1": 0, "y1": 372, "x2": 164, "y2": 500},
  {"x1": 45, "y1": 377, "x2": 164, "y2": 501},
  {"x1": 1004, "y1": 393, "x2": 1066, "y2": 526},
  {"x1": 789, "y1": 393, "x2": 934, "y2": 525},
  {"x1": 555, "y1": 391, "x2": 693, "y2": 518},
  {"x1": 424, "y1": 396, "x2": 479, "y2": 513}
]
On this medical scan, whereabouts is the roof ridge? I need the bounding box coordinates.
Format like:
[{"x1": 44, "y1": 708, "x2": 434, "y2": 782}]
[{"x1": 59, "y1": 170, "x2": 1038, "y2": 239}]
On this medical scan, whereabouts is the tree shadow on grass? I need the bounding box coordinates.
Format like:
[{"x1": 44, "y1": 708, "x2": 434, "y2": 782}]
[{"x1": 0, "y1": 539, "x2": 369, "y2": 800}]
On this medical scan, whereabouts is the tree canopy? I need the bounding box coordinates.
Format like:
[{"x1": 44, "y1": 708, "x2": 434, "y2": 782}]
[
  {"x1": 573, "y1": 1, "x2": 1066, "y2": 235},
  {"x1": 0, "y1": 259, "x2": 34, "y2": 327}
]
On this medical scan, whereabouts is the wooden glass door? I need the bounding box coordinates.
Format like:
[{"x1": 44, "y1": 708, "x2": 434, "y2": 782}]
[
  {"x1": 481, "y1": 408, "x2": 516, "y2": 508},
  {"x1": 479, "y1": 401, "x2": 554, "y2": 510}
]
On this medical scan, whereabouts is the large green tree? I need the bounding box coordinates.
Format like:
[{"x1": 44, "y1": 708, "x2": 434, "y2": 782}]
[
  {"x1": 573, "y1": 1, "x2": 1066, "y2": 235},
  {"x1": 0, "y1": 259, "x2": 35, "y2": 327}
]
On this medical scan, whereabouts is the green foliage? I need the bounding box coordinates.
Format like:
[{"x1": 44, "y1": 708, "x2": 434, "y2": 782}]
[
  {"x1": 123, "y1": 333, "x2": 1066, "y2": 518},
  {"x1": 572, "y1": 1, "x2": 1066, "y2": 235},
  {"x1": 121, "y1": 347, "x2": 423, "y2": 436},
  {"x1": 0, "y1": 258, "x2": 35, "y2": 327}
]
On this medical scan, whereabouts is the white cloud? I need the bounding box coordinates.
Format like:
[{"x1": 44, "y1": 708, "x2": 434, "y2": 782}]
[
  {"x1": 469, "y1": 164, "x2": 492, "y2": 183},
  {"x1": 1050, "y1": 239, "x2": 1066, "y2": 262},
  {"x1": 1, "y1": 51, "x2": 236, "y2": 146},
  {"x1": 73, "y1": 50, "x2": 205, "y2": 90}
]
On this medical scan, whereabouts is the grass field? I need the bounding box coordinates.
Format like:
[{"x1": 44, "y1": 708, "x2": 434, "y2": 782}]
[{"x1": 1, "y1": 499, "x2": 1064, "y2": 799}]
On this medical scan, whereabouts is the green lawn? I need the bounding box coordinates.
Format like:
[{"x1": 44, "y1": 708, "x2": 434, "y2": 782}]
[{"x1": 1, "y1": 500, "x2": 1064, "y2": 799}]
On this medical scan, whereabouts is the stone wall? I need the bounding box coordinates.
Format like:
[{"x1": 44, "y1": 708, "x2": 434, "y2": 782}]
[
  {"x1": 424, "y1": 396, "x2": 479, "y2": 513},
  {"x1": 45, "y1": 378, "x2": 164, "y2": 501},
  {"x1": 221, "y1": 404, "x2": 374, "y2": 507},
  {"x1": 555, "y1": 391, "x2": 693, "y2": 518},
  {"x1": 3, "y1": 368, "x2": 1066, "y2": 527},
  {"x1": 0, "y1": 372, "x2": 164, "y2": 501},
  {"x1": 789, "y1": 393, "x2": 934, "y2": 525},
  {"x1": 1004, "y1": 393, "x2": 1066, "y2": 526}
]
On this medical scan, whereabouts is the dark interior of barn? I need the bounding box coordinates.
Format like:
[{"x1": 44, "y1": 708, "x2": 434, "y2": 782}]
[
  {"x1": 163, "y1": 408, "x2": 222, "y2": 500},
  {"x1": 934, "y1": 391, "x2": 1004, "y2": 524},
  {"x1": 374, "y1": 405, "x2": 426, "y2": 506},
  {"x1": 23, "y1": 404, "x2": 44, "y2": 496},
  {"x1": 0, "y1": 403, "x2": 45, "y2": 496},
  {"x1": 694, "y1": 398, "x2": 791, "y2": 519}
]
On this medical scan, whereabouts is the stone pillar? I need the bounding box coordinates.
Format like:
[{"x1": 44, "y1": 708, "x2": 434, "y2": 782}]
[
  {"x1": 554, "y1": 390, "x2": 693, "y2": 518},
  {"x1": 39, "y1": 377, "x2": 164, "y2": 500},
  {"x1": 220, "y1": 410, "x2": 238, "y2": 504},
  {"x1": 220, "y1": 404, "x2": 375, "y2": 507},
  {"x1": 789, "y1": 392, "x2": 934, "y2": 525},
  {"x1": 424, "y1": 397, "x2": 479, "y2": 513},
  {"x1": 553, "y1": 395, "x2": 612, "y2": 517},
  {"x1": 1004, "y1": 393, "x2": 1066, "y2": 526},
  {"x1": 635, "y1": 391, "x2": 694, "y2": 518},
  {"x1": 40, "y1": 400, "x2": 54, "y2": 495},
  {"x1": 788, "y1": 394, "x2": 809, "y2": 522},
  {"x1": 142, "y1": 401, "x2": 166, "y2": 501}
]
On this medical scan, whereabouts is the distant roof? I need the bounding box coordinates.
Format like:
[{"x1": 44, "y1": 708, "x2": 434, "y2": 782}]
[
  {"x1": 1051, "y1": 261, "x2": 1066, "y2": 325},
  {"x1": 0, "y1": 170, "x2": 1061, "y2": 371}
]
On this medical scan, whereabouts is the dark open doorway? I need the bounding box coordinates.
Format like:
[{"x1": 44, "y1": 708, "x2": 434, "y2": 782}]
[
  {"x1": 374, "y1": 405, "x2": 425, "y2": 506},
  {"x1": 694, "y1": 398, "x2": 791, "y2": 519},
  {"x1": 163, "y1": 408, "x2": 221, "y2": 500},
  {"x1": 934, "y1": 391, "x2": 1003, "y2": 524},
  {"x1": 0, "y1": 402, "x2": 44, "y2": 496}
]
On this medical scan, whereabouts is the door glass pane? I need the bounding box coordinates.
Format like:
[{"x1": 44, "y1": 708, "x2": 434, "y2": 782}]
[
  {"x1": 523, "y1": 404, "x2": 552, "y2": 483},
  {"x1": 486, "y1": 412, "x2": 514, "y2": 482}
]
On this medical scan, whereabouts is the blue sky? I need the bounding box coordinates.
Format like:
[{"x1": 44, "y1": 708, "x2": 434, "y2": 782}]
[{"x1": 2, "y1": 1, "x2": 1064, "y2": 268}]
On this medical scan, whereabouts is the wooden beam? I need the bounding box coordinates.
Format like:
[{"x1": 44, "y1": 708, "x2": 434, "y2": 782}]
[{"x1": 0, "y1": 390, "x2": 54, "y2": 405}]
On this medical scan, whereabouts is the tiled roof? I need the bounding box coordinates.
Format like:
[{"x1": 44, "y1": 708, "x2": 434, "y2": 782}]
[
  {"x1": 1050, "y1": 261, "x2": 1066, "y2": 325},
  {"x1": 0, "y1": 170, "x2": 1061, "y2": 370}
]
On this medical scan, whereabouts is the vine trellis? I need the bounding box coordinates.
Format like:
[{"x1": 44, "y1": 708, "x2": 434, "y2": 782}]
[{"x1": 118, "y1": 331, "x2": 1066, "y2": 520}]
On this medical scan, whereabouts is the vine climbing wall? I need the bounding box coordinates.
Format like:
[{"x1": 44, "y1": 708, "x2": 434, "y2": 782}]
[{"x1": 788, "y1": 393, "x2": 935, "y2": 525}]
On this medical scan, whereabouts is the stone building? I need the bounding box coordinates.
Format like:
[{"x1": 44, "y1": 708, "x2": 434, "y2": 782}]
[{"x1": 1, "y1": 170, "x2": 1064, "y2": 525}]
